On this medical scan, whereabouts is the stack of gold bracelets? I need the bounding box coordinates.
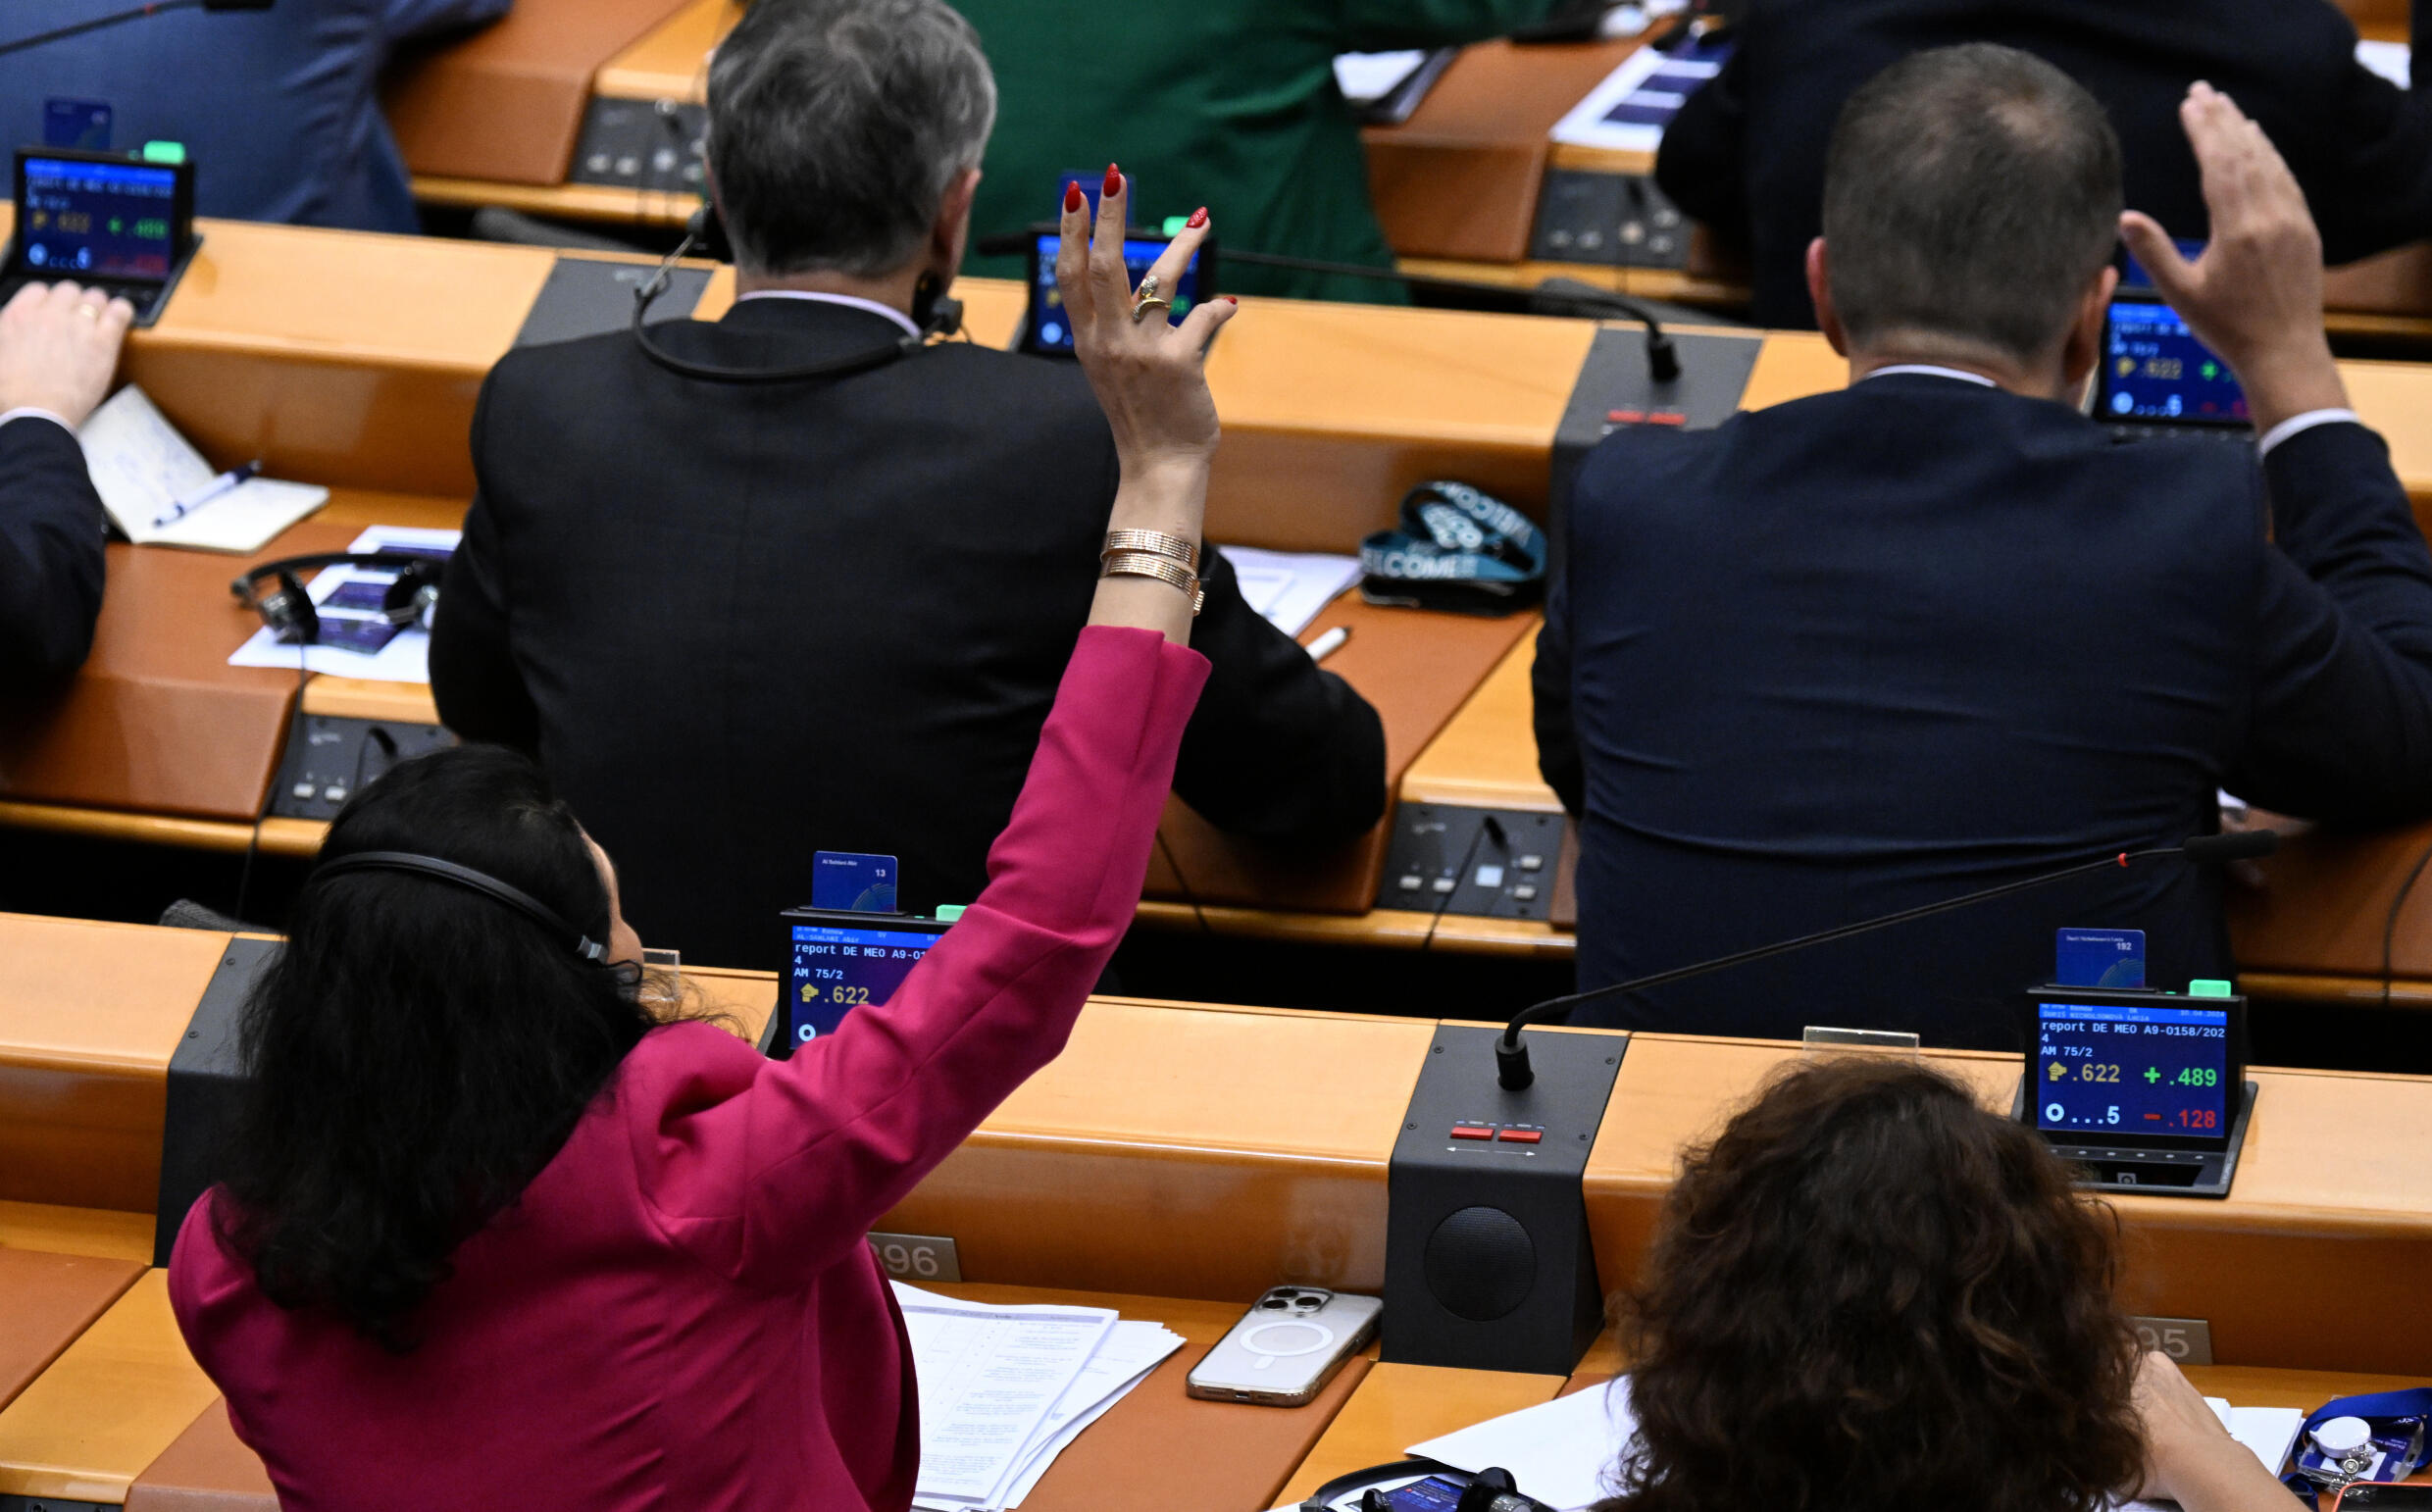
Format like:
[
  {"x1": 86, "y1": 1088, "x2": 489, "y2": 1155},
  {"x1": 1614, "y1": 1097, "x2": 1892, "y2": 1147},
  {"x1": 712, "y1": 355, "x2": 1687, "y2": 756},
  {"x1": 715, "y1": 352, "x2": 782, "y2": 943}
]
[{"x1": 1100, "y1": 529, "x2": 1205, "y2": 616}]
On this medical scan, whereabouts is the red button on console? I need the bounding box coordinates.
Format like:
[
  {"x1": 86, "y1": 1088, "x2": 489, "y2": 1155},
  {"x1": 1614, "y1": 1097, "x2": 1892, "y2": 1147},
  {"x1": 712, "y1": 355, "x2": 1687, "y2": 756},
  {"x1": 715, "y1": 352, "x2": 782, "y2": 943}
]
[
  {"x1": 1496, "y1": 1128, "x2": 1543, "y2": 1144},
  {"x1": 1450, "y1": 1125, "x2": 1495, "y2": 1140}
]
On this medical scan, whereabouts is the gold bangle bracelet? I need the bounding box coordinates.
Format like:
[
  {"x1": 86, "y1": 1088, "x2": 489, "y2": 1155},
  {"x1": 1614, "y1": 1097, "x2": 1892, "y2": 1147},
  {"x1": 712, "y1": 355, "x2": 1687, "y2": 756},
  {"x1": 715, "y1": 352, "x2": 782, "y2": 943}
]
[
  {"x1": 1101, "y1": 551, "x2": 1205, "y2": 616},
  {"x1": 1100, "y1": 529, "x2": 1199, "y2": 572}
]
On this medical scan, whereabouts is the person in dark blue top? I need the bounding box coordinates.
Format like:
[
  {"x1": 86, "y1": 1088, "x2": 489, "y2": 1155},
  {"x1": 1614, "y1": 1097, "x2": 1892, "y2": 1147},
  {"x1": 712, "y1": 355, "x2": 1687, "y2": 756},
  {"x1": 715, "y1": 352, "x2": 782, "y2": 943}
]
[
  {"x1": 0, "y1": 279, "x2": 133, "y2": 686},
  {"x1": 0, "y1": 0, "x2": 509, "y2": 232},
  {"x1": 1534, "y1": 45, "x2": 2432, "y2": 1048}
]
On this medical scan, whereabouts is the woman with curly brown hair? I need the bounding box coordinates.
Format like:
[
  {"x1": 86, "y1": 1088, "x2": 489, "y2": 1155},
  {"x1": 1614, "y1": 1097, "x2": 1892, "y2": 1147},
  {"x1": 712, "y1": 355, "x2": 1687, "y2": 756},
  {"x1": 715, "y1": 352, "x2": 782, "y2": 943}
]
[{"x1": 1596, "y1": 1056, "x2": 2294, "y2": 1512}]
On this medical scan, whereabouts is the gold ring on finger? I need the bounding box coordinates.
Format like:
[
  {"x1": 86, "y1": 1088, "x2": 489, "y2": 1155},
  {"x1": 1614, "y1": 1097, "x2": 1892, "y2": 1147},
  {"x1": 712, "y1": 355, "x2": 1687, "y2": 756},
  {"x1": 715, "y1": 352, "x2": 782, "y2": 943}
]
[
  {"x1": 76, "y1": 303, "x2": 100, "y2": 321},
  {"x1": 1131, "y1": 295, "x2": 1172, "y2": 325},
  {"x1": 1136, "y1": 273, "x2": 1161, "y2": 303}
]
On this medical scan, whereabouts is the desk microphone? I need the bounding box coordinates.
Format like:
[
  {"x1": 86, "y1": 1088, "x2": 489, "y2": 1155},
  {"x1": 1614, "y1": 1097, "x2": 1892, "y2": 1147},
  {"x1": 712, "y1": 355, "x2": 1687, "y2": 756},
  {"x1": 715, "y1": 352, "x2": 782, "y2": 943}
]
[
  {"x1": 0, "y1": 0, "x2": 272, "y2": 60},
  {"x1": 972, "y1": 231, "x2": 1683, "y2": 382},
  {"x1": 1493, "y1": 829, "x2": 2282, "y2": 1089}
]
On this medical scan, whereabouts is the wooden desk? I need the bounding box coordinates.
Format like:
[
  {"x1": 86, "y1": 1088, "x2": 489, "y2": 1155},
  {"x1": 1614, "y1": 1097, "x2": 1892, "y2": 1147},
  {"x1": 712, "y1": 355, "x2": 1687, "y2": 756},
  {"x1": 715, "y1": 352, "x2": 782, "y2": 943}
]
[
  {"x1": 12, "y1": 915, "x2": 2432, "y2": 1373},
  {"x1": 1274, "y1": 1361, "x2": 1566, "y2": 1505},
  {"x1": 0, "y1": 1271, "x2": 218, "y2": 1504}
]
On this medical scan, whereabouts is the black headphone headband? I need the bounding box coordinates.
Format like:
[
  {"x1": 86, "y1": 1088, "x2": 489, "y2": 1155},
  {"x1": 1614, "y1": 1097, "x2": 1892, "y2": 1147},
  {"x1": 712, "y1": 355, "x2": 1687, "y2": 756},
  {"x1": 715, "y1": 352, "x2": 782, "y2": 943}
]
[{"x1": 313, "y1": 850, "x2": 608, "y2": 963}]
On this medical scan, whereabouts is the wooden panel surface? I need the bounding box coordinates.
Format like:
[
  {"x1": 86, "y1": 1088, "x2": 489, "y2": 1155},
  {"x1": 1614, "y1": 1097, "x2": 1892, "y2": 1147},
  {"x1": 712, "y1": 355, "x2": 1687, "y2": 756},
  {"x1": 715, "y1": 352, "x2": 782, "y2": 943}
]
[
  {"x1": 125, "y1": 1399, "x2": 274, "y2": 1512},
  {"x1": 883, "y1": 1002, "x2": 1435, "y2": 1299},
  {"x1": 0, "y1": 916, "x2": 226, "y2": 1213},
  {"x1": 0, "y1": 1271, "x2": 218, "y2": 1503},
  {"x1": 1583, "y1": 1035, "x2": 2432, "y2": 1373},
  {"x1": 1362, "y1": 38, "x2": 1648, "y2": 265},
  {"x1": 0, "y1": 1249, "x2": 143, "y2": 1413},
  {"x1": 932, "y1": 1283, "x2": 1370, "y2": 1512},
  {"x1": 1274, "y1": 1362, "x2": 1566, "y2": 1505},
  {"x1": 594, "y1": 0, "x2": 733, "y2": 97},
  {"x1": 1399, "y1": 622, "x2": 1560, "y2": 811},
  {"x1": 0, "y1": 1202, "x2": 156, "y2": 1264},
  {"x1": 1146, "y1": 598, "x2": 1539, "y2": 913},
  {"x1": 385, "y1": 0, "x2": 696, "y2": 184}
]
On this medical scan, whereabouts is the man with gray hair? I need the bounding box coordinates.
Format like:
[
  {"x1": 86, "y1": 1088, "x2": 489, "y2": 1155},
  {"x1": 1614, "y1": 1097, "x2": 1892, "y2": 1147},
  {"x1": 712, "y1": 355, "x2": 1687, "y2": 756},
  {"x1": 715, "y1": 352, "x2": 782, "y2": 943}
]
[
  {"x1": 432, "y1": 0, "x2": 1385, "y2": 971},
  {"x1": 1534, "y1": 45, "x2": 2432, "y2": 1046}
]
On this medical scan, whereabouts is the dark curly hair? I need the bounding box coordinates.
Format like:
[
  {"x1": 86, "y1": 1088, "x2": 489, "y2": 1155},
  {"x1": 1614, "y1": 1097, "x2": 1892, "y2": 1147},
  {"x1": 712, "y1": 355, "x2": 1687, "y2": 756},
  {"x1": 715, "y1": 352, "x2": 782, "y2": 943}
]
[
  {"x1": 213, "y1": 745, "x2": 661, "y2": 1353},
  {"x1": 1597, "y1": 1055, "x2": 2143, "y2": 1512}
]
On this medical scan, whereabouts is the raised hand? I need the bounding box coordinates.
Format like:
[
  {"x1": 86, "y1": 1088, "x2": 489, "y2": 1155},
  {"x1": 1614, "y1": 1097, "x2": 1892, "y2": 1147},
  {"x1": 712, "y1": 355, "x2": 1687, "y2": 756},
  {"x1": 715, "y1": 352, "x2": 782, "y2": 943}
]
[
  {"x1": 1059, "y1": 165, "x2": 1240, "y2": 645},
  {"x1": 2119, "y1": 82, "x2": 2347, "y2": 432},
  {"x1": 0, "y1": 280, "x2": 136, "y2": 429}
]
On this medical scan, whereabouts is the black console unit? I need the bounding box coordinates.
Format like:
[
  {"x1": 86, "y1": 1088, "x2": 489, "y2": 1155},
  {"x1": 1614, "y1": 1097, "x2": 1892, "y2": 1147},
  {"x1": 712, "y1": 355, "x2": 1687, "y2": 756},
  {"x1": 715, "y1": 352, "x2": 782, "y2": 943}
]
[
  {"x1": 568, "y1": 96, "x2": 708, "y2": 193},
  {"x1": 1530, "y1": 169, "x2": 1692, "y2": 269},
  {"x1": 267, "y1": 715, "x2": 455, "y2": 821},
  {"x1": 1378, "y1": 804, "x2": 1563, "y2": 921}
]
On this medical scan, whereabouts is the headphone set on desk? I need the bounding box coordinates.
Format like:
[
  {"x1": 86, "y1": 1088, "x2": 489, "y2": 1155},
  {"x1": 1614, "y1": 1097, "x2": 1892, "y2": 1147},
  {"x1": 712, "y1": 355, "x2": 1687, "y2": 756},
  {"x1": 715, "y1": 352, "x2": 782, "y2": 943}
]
[
  {"x1": 230, "y1": 552, "x2": 442, "y2": 645},
  {"x1": 630, "y1": 204, "x2": 963, "y2": 383}
]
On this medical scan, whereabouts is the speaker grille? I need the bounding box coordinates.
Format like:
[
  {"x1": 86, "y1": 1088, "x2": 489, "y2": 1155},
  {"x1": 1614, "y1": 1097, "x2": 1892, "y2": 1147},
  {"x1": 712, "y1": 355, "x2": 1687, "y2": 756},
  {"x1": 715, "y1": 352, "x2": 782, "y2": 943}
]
[{"x1": 1423, "y1": 1204, "x2": 1536, "y2": 1321}]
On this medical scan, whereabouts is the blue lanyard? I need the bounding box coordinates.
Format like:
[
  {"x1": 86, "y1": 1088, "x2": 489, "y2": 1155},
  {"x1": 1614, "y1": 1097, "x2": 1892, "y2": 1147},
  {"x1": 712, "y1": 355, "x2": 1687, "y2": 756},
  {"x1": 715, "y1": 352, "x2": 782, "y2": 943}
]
[{"x1": 1357, "y1": 481, "x2": 1546, "y2": 615}]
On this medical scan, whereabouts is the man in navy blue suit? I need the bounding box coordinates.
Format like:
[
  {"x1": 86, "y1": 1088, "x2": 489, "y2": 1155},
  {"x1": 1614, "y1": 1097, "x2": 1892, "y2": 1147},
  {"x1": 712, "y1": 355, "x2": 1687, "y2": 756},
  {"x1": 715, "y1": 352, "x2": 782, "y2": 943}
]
[
  {"x1": 0, "y1": 279, "x2": 133, "y2": 687},
  {"x1": 1535, "y1": 45, "x2": 2432, "y2": 1047}
]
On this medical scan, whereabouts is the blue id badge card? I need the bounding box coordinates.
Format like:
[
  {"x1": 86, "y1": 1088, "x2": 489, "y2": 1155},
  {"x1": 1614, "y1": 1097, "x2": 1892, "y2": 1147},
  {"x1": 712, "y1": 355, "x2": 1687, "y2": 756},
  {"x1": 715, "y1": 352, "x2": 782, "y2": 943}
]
[
  {"x1": 812, "y1": 851, "x2": 898, "y2": 913},
  {"x1": 2056, "y1": 928, "x2": 2146, "y2": 988}
]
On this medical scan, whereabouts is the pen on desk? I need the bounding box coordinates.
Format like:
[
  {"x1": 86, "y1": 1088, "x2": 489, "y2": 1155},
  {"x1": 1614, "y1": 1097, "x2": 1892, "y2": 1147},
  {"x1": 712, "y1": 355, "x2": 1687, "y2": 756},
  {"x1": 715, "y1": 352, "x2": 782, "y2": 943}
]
[
  {"x1": 1306, "y1": 625, "x2": 1351, "y2": 663},
  {"x1": 152, "y1": 460, "x2": 261, "y2": 529}
]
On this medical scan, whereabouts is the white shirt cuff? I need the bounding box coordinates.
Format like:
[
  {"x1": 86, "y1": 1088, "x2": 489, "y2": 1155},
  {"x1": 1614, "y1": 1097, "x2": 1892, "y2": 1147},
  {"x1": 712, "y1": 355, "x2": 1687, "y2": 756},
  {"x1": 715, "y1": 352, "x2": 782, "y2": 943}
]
[
  {"x1": 0, "y1": 406, "x2": 75, "y2": 435},
  {"x1": 2255, "y1": 408, "x2": 2360, "y2": 459}
]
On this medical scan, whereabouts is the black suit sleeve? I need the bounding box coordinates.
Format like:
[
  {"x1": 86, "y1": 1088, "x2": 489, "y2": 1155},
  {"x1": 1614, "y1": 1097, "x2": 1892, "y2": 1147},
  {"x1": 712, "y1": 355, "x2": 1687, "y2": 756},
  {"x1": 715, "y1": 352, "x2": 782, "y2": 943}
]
[
  {"x1": 1652, "y1": 30, "x2": 1753, "y2": 246},
  {"x1": 429, "y1": 381, "x2": 540, "y2": 752},
  {"x1": 2230, "y1": 422, "x2": 2432, "y2": 822},
  {"x1": 1169, "y1": 550, "x2": 1390, "y2": 847},
  {"x1": 2311, "y1": 0, "x2": 2432, "y2": 263},
  {"x1": 0, "y1": 416, "x2": 107, "y2": 684},
  {"x1": 1532, "y1": 507, "x2": 1584, "y2": 818}
]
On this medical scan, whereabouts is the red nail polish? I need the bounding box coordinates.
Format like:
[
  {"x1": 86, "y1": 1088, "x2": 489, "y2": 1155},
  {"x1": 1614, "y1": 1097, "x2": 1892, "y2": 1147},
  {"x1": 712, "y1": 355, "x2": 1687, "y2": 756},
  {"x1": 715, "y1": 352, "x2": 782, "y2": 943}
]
[
  {"x1": 1063, "y1": 182, "x2": 1084, "y2": 214},
  {"x1": 1102, "y1": 163, "x2": 1122, "y2": 198},
  {"x1": 1187, "y1": 206, "x2": 1208, "y2": 228},
  {"x1": 1220, "y1": 295, "x2": 1237, "y2": 305}
]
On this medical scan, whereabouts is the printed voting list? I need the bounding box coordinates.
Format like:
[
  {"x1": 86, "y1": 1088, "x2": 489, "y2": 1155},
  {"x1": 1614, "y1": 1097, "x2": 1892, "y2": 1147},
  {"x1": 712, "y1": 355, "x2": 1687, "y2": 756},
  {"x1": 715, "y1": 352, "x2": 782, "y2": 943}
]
[
  {"x1": 897, "y1": 1284, "x2": 1183, "y2": 1511},
  {"x1": 77, "y1": 385, "x2": 327, "y2": 551}
]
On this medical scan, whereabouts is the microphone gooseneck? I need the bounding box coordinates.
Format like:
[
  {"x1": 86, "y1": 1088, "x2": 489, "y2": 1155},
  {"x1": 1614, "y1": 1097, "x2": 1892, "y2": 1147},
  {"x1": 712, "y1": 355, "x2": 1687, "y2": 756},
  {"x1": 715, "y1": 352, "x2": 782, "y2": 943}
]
[
  {"x1": 1495, "y1": 831, "x2": 2281, "y2": 1089},
  {"x1": 0, "y1": 0, "x2": 269, "y2": 61}
]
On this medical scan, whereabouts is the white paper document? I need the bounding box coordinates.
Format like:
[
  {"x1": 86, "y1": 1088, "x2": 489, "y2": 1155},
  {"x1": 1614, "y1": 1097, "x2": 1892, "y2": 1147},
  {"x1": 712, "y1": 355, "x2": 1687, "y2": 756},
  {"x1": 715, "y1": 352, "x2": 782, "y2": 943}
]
[
  {"x1": 1406, "y1": 1379, "x2": 1638, "y2": 1511},
  {"x1": 227, "y1": 526, "x2": 459, "y2": 682},
  {"x1": 78, "y1": 385, "x2": 328, "y2": 551},
  {"x1": 1335, "y1": 50, "x2": 1429, "y2": 105},
  {"x1": 1551, "y1": 43, "x2": 1729, "y2": 154},
  {"x1": 896, "y1": 1284, "x2": 1120, "y2": 1510},
  {"x1": 1000, "y1": 1320, "x2": 1185, "y2": 1507},
  {"x1": 1217, "y1": 545, "x2": 1362, "y2": 638},
  {"x1": 2357, "y1": 39, "x2": 2411, "y2": 89}
]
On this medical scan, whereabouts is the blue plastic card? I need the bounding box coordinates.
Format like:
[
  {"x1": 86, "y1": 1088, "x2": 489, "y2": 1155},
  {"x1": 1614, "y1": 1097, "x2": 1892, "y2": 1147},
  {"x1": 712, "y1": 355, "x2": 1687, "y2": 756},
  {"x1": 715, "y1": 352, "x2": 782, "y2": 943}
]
[
  {"x1": 2056, "y1": 928, "x2": 2147, "y2": 988},
  {"x1": 812, "y1": 850, "x2": 898, "y2": 913},
  {"x1": 43, "y1": 100, "x2": 112, "y2": 150}
]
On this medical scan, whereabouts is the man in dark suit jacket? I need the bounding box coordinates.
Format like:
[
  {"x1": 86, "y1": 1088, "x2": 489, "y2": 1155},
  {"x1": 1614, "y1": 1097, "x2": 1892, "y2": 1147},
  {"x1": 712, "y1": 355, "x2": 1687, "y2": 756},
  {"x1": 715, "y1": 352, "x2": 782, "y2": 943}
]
[
  {"x1": 0, "y1": 279, "x2": 133, "y2": 686},
  {"x1": 431, "y1": 0, "x2": 1385, "y2": 971},
  {"x1": 1659, "y1": 0, "x2": 2432, "y2": 328},
  {"x1": 1536, "y1": 47, "x2": 2432, "y2": 1046}
]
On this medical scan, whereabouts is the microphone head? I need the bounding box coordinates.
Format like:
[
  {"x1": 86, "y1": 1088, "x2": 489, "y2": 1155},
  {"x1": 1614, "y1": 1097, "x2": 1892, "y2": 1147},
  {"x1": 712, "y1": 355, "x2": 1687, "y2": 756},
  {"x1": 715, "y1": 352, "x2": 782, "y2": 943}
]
[{"x1": 2182, "y1": 829, "x2": 2280, "y2": 864}]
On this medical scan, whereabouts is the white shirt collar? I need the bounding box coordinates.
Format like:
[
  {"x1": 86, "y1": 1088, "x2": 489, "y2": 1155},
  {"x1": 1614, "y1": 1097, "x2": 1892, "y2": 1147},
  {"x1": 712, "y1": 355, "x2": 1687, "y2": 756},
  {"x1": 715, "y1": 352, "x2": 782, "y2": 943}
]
[
  {"x1": 733, "y1": 289, "x2": 922, "y2": 340},
  {"x1": 1862, "y1": 364, "x2": 2000, "y2": 387}
]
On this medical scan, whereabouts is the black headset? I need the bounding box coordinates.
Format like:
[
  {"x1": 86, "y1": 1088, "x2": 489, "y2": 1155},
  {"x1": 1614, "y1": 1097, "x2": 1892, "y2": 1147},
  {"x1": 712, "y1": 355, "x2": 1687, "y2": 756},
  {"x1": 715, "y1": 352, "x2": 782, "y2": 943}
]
[
  {"x1": 631, "y1": 204, "x2": 964, "y2": 384},
  {"x1": 314, "y1": 850, "x2": 610, "y2": 963},
  {"x1": 231, "y1": 552, "x2": 444, "y2": 645}
]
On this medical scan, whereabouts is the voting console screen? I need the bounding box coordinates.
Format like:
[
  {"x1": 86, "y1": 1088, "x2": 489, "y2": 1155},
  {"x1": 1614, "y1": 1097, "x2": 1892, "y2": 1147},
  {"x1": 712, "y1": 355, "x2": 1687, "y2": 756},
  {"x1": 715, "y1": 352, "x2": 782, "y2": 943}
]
[
  {"x1": 2034, "y1": 1000, "x2": 2231, "y2": 1141},
  {"x1": 1028, "y1": 232, "x2": 1200, "y2": 353},
  {"x1": 2100, "y1": 302, "x2": 2248, "y2": 426},
  {"x1": 777, "y1": 921, "x2": 946, "y2": 1057},
  {"x1": 19, "y1": 156, "x2": 177, "y2": 280}
]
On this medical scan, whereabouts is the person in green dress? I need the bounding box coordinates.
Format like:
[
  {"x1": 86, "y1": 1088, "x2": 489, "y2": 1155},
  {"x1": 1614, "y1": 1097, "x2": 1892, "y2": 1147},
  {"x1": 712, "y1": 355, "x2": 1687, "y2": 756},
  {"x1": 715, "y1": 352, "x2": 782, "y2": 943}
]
[{"x1": 950, "y1": 0, "x2": 1580, "y2": 301}]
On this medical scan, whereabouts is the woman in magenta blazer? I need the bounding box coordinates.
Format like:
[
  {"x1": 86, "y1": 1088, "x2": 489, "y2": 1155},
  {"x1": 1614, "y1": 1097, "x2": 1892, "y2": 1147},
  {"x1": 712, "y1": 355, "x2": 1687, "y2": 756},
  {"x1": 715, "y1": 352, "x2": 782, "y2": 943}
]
[{"x1": 169, "y1": 176, "x2": 1239, "y2": 1511}]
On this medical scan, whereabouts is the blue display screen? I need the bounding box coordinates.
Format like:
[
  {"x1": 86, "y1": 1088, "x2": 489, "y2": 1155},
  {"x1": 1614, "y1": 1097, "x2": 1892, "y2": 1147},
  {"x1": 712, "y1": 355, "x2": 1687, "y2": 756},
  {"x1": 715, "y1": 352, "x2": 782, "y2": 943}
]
[
  {"x1": 2100, "y1": 302, "x2": 2247, "y2": 426},
  {"x1": 1028, "y1": 233, "x2": 1199, "y2": 353},
  {"x1": 774, "y1": 922, "x2": 946, "y2": 1058},
  {"x1": 18, "y1": 157, "x2": 177, "y2": 280},
  {"x1": 2034, "y1": 1001, "x2": 2231, "y2": 1140},
  {"x1": 1384, "y1": 1477, "x2": 1469, "y2": 1511}
]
